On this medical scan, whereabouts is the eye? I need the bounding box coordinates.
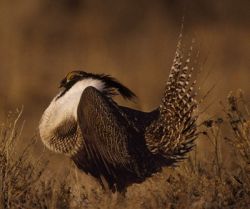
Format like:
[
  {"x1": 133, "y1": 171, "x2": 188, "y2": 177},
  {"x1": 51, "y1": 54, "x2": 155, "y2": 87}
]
[
  {"x1": 66, "y1": 72, "x2": 77, "y2": 81},
  {"x1": 67, "y1": 74, "x2": 75, "y2": 80},
  {"x1": 65, "y1": 71, "x2": 82, "y2": 83}
]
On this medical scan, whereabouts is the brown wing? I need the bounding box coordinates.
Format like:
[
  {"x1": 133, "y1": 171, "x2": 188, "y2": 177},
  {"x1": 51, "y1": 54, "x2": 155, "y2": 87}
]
[{"x1": 76, "y1": 87, "x2": 140, "y2": 187}]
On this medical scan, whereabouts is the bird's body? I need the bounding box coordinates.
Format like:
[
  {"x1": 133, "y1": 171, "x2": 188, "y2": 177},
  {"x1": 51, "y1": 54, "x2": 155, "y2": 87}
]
[
  {"x1": 39, "y1": 40, "x2": 198, "y2": 192},
  {"x1": 40, "y1": 78, "x2": 105, "y2": 156}
]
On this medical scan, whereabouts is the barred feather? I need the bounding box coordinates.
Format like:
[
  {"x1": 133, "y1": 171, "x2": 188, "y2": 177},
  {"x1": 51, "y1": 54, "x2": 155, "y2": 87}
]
[
  {"x1": 145, "y1": 37, "x2": 198, "y2": 161},
  {"x1": 40, "y1": 36, "x2": 199, "y2": 191}
]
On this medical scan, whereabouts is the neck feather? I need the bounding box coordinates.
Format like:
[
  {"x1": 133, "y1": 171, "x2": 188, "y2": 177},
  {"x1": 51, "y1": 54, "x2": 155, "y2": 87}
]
[{"x1": 39, "y1": 78, "x2": 105, "y2": 153}]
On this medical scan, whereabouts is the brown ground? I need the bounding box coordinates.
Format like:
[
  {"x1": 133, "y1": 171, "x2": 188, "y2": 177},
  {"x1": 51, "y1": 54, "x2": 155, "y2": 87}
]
[{"x1": 0, "y1": 1, "x2": 249, "y2": 208}]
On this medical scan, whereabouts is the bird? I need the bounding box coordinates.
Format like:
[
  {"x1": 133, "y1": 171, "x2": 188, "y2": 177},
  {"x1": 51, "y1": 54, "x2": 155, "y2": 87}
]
[{"x1": 39, "y1": 39, "x2": 198, "y2": 192}]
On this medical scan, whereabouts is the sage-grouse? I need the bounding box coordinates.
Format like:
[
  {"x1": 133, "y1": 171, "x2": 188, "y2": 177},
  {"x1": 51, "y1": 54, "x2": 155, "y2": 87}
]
[{"x1": 39, "y1": 40, "x2": 198, "y2": 192}]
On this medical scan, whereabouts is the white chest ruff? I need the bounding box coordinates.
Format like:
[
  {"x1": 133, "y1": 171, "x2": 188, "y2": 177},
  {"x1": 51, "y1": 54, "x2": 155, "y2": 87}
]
[{"x1": 39, "y1": 78, "x2": 105, "y2": 154}]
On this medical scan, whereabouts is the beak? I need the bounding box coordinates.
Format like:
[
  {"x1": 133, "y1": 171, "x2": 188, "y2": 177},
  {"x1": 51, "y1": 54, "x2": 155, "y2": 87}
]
[{"x1": 59, "y1": 78, "x2": 67, "y2": 88}]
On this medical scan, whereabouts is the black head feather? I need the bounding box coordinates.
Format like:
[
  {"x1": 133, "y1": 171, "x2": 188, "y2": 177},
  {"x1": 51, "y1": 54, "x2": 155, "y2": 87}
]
[
  {"x1": 92, "y1": 73, "x2": 137, "y2": 100},
  {"x1": 58, "y1": 71, "x2": 137, "y2": 101}
]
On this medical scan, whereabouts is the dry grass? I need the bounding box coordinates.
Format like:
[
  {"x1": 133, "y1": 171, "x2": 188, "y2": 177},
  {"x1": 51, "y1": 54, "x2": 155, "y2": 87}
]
[
  {"x1": 0, "y1": 109, "x2": 73, "y2": 209},
  {"x1": 0, "y1": 90, "x2": 249, "y2": 209},
  {"x1": 0, "y1": 1, "x2": 249, "y2": 208}
]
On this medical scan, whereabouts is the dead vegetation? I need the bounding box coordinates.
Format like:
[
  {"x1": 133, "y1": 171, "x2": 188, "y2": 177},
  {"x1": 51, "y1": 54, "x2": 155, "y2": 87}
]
[
  {"x1": 0, "y1": 109, "x2": 73, "y2": 209},
  {"x1": 0, "y1": 90, "x2": 250, "y2": 209}
]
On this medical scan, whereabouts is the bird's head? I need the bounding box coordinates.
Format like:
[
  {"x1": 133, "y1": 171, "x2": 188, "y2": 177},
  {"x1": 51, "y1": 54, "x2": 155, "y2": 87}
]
[
  {"x1": 59, "y1": 71, "x2": 87, "y2": 89},
  {"x1": 58, "y1": 70, "x2": 137, "y2": 100}
]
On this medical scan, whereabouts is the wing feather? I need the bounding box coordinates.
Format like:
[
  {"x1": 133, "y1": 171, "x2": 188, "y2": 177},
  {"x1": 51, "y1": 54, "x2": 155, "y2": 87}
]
[{"x1": 76, "y1": 87, "x2": 138, "y2": 180}]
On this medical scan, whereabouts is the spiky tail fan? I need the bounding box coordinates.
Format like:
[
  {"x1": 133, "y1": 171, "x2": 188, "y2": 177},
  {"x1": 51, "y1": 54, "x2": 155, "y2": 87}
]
[{"x1": 145, "y1": 38, "x2": 198, "y2": 162}]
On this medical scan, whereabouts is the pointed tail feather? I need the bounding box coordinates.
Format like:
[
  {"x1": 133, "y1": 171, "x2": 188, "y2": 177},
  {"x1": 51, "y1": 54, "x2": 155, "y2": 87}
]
[{"x1": 145, "y1": 38, "x2": 198, "y2": 161}]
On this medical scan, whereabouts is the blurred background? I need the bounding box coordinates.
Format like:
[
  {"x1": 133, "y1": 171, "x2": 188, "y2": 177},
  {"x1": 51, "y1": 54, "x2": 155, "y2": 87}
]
[{"x1": 0, "y1": 0, "x2": 249, "y2": 137}]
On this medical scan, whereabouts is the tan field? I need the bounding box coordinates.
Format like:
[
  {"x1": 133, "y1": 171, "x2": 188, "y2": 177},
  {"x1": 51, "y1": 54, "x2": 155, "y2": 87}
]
[{"x1": 0, "y1": 1, "x2": 250, "y2": 208}]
